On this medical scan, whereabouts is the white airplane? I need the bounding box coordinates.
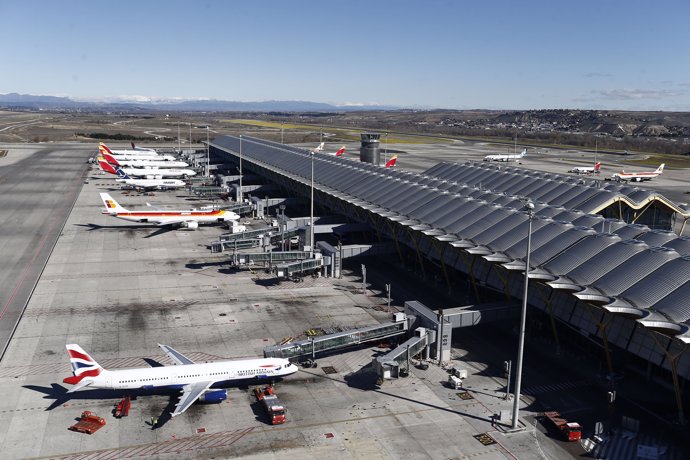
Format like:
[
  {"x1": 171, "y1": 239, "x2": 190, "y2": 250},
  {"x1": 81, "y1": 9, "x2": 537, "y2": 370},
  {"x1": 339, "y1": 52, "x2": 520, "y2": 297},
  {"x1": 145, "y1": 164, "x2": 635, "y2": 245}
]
[
  {"x1": 311, "y1": 142, "x2": 325, "y2": 153},
  {"x1": 63, "y1": 343, "x2": 297, "y2": 417},
  {"x1": 103, "y1": 167, "x2": 186, "y2": 191},
  {"x1": 130, "y1": 142, "x2": 157, "y2": 152},
  {"x1": 483, "y1": 148, "x2": 527, "y2": 162},
  {"x1": 611, "y1": 163, "x2": 665, "y2": 182},
  {"x1": 323, "y1": 146, "x2": 346, "y2": 157},
  {"x1": 98, "y1": 158, "x2": 196, "y2": 179},
  {"x1": 569, "y1": 161, "x2": 601, "y2": 175},
  {"x1": 100, "y1": 192, "x2": 239, "y2": 228},
  {"x1": 102, "y1": 152, "x2": 189, "y2": 168},
  {"x1": 99, "y1": 143, "x2": 158, "y2": 157}
]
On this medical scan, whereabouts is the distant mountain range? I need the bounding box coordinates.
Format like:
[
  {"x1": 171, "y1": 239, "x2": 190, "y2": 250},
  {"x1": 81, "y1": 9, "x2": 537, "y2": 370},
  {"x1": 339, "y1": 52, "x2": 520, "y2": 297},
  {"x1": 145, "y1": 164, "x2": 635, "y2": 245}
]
[{"x1": 0, "y1": 93, "x2": 399, "y2": 112}]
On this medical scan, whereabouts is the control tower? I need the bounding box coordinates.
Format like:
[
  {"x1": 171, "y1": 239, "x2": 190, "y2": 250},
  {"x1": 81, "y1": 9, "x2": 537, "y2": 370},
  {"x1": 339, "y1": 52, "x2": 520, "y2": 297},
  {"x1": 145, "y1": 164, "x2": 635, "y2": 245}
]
[{"x1": 359, "y1": 133, "x2": 381, "y2": 165}]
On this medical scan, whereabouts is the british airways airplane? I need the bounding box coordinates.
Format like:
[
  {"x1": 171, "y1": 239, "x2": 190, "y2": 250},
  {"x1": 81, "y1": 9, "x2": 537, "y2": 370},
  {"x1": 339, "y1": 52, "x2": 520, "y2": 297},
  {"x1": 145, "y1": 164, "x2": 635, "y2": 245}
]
[{"x1": 64, "y1": 344, "x2": 298, "y2": 417}]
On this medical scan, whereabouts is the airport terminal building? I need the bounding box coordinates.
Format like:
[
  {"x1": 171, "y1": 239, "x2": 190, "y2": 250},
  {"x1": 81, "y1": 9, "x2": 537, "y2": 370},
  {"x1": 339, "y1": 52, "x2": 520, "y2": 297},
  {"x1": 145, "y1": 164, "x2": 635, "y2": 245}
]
[{"x1": 210, "y1": 135, "x2": 690, "y2": 421}]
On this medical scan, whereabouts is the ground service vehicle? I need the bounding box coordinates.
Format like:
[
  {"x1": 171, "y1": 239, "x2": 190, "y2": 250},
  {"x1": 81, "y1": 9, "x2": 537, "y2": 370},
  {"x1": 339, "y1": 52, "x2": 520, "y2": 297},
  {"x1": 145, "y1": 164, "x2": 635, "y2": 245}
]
[
  {"x1": 542, "y1": 411, "x2": 582, "y2": 441},
  {"x1": 254, "y1": 386, "x2": 287, "y2": 425},
  {"x1": 69, "y1": 411, "x2": 106, "y2": 434}
]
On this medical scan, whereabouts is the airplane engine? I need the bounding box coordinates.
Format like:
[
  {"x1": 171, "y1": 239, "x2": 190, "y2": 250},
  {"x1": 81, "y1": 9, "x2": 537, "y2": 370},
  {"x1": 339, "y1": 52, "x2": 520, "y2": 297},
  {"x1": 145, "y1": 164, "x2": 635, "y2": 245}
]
[
  {"x1": 181, "y1": 221, "x2": 199, "y2": 230},
  {"x1": 199, "y1": 389, "x2": 227, "y2": 403}
]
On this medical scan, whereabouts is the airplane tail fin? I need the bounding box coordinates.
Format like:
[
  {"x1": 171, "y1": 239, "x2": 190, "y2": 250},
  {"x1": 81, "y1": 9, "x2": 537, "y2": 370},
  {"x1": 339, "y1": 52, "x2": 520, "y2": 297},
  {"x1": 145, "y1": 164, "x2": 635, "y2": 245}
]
[
  {"x1": 113, "y1": 166, "x2": 130, "y2": 179},
  {"x1": 102, "y1": 152, "x2": 121, "y2": 166},
  {"x1": 520, "y1": 148, "x2": 527, "y2": 157},
  {"x1": 63, "y1": 344, "x2": 104, "y2": 391},
  {"x1": 656, "y1": 164, "x2": 665, "y2": 174},
  {"x1": 594, "y1": 162, "x2": 601, "y2": 171},
  {"x1": 131, "y1": 142, "x2": 137, "y2": 150},
  {"x1": 385, "y1": 155, "x2": 398, "y2": 168},
  {"x1": 98, "y1": 158, "x2": 117, "y2": 175},
  {"x1": 334, "y1": 146, "x2": 346, "y2": 157},
  {"x1": 100, "y1": 192, "x2": 128, "y2": 213},
  {"x1": 98, "y1": 143, "x2": 113, "y2": 155},
  {"x1": 313, "y1": 142, "x2": 325, "y2": 153}
]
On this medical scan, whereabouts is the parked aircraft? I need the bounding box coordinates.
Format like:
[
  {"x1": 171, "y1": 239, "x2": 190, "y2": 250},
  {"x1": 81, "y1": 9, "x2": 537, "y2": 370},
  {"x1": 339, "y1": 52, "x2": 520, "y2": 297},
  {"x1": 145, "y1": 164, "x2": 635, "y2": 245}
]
[
  {"x1": 385, "y1": 155, "x2": 398, "y2": 168},
  {"x1": 611, "y1": 164, "x2": 665, "y2": 182},
  {"x1": 98, "y1": 158, "x2": 196, "y2": 179},
  {"x1": 569, "y1": 162, "x2": 601, "y2": 175},
  {"x1": 99, "y1": 143, "x2": 158, "y2": 157},
  {"x1": 104, "y1": 166, "x2": 186, "y2": 191},
  {"x1": 483, "y1": 148, "x2": 527, "y2": 162},
  {"x1": 100, "y1": 192, "x2": 239, "y2": 228},
  {"x1": 64, "y1": 343, "x2": 297, "y2": 417},
  {"x1": 102, "y1": 152, "x2": 189, "y2": 168},
  {"x1": 130, "y1": 142, "x2": 157, "y2": 152},
  {"x1": 323, "y1": 146, "x2": 346, "y2": 157},
  {"x1": 99, "y1": 143, "x2": 176, "y2": 161}
]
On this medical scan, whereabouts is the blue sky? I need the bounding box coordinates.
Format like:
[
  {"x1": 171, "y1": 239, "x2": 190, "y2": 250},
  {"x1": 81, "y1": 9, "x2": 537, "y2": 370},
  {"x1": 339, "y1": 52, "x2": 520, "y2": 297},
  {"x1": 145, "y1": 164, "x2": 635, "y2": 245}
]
[{"x1": 1, "y1": 0, "x2": 688, "y2": 110}]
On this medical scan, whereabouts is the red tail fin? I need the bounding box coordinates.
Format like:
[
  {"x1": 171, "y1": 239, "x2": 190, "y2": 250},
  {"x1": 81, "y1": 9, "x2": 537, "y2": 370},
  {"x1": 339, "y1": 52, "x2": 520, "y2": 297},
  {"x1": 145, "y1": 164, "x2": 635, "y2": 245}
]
[
  {"x1": 335, "y1": 146, "x2": 345, "y2": 157},
  {"x1": 594, "y1": 162, "x2": 601, "y2": 171},
  {"x1": 99, "y1": 143, "x2": 113, "y2": 155},
  {"x1": 385, "y1": 155, "x2": 398, "y2": 168},
  {"x1": 102, "y1": 152, "x2": 121, "y2": 166},
  {"x1": 98, "y1": 159, "x2": 117, "y2": 175}
]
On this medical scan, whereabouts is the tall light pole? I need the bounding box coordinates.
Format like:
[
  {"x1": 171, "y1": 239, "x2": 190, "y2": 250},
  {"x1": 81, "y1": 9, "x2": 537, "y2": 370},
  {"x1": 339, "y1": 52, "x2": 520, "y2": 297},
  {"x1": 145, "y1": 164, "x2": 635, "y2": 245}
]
[
  {"x1": 239, "y1": 135, "x2": 243, "y2": 203},
  {"x1": 310, "y1": 151, "x2": 315, "y2": 257},
  {"x1": 385, "y1": 132, "x2": 389, "y2": 165},
  {"x1": 512, "y1": 201, "x2": 534, "y2": 429},
  {"x1": 177, "y1": 121, "x2": 181, "y2": 152},
  {"x1": 281, "y1": 123, "x2": 284, "y2": 144},
  {"x1": 189, "y1": 123, "x2": 192, "y2": 148},
  {"x1": 206, "y1": 126, "x2": 210, "y2": 177}
]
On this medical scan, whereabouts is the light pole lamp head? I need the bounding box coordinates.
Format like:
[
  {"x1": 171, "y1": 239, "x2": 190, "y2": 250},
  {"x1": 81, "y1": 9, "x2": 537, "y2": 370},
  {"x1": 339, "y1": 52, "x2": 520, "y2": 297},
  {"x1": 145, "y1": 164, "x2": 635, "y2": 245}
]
[{"x1": 523, "y1": 201, "x2": 535, "y2": 216}]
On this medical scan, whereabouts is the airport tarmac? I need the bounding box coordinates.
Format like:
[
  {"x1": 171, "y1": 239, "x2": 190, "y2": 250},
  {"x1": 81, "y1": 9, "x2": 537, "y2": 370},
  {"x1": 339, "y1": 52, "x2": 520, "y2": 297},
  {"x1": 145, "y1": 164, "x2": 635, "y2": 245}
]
[
  {"x1": 0, "y1": 143, "x2": 91, "y2": 358},
  {"x1": 0, "y1": 143, "x2": 686, "y2": 459}
]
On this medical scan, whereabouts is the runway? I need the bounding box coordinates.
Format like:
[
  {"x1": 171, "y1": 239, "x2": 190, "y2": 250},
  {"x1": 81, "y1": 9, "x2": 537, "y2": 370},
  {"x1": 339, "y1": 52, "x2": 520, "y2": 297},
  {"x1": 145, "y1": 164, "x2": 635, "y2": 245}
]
[{"x1": 0, "y1": 144, "x2": 91, "y2": 360}]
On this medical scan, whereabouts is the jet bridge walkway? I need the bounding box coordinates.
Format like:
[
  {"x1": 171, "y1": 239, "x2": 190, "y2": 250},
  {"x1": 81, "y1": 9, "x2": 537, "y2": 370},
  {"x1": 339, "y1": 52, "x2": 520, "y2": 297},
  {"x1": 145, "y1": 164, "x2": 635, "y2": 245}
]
[
  {"x1": 374, "y1": 327, "x2": 434, "y2": 380},
  {"x1": 274, "y1": 256, "x2": 328, "y2": 278},
  {"x1": 230, "y1": 251, "x2": 312, "y2": 267},
  {"x1": 211, "y1": 226, "x2": 301, "y2": 253},
  {"x1": 263, "y1": 314, "x2": 409, "y2": 360}
]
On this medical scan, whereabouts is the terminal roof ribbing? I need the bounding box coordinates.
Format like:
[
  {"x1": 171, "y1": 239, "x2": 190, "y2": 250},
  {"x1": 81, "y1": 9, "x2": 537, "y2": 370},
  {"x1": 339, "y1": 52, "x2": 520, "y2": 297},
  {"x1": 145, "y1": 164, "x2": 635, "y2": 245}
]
[{"x1": 210, "y1": 135, "x2": 690, "y2": 339}]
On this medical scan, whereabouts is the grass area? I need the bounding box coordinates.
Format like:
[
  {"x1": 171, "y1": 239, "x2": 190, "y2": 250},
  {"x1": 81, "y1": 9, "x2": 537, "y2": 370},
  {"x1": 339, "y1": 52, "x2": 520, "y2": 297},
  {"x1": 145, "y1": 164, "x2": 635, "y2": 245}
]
[
  {"x1": 222, "y1": 119, "x2": 451, "y2": 144},
  {"x1": 627, "y1": 155, "x2": 690, "y2": 169}
]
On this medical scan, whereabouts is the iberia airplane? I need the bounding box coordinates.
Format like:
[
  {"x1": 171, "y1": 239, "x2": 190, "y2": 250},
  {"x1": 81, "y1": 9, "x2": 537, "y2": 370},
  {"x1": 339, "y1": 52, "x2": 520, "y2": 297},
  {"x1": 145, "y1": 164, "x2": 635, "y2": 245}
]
[
  {"x1": 64, "y1": 344, "x2": 297, "y2": 417},
  {"x1": 100, "y1": 193, "x2": 239, "y2": 229},
  {"x1": 611, "y1": 163, "x2": 665, "y2": 182},
  {"x1": 102, "y1": 151, "x2": 189, "y2": 168},
  {"x1": 323, "y1": 146, "x2": 346, "y2": 157},
  {"x1": 99, "y1": 142, "x2": 159, "y2": 158},
  {"x1": 98, "y1": 157, "x2": 196, "y2": 178},
  {"x1": 385, "y1": 155, "x2": 398, "y2": 168}
]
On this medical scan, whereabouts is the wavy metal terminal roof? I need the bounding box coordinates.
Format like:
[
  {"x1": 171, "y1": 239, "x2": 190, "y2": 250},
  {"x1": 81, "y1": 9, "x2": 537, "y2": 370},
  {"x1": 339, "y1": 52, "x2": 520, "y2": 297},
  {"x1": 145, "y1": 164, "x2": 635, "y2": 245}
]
[{"x1": 211, "y1": 135, "x2": 690, "y2": 344}]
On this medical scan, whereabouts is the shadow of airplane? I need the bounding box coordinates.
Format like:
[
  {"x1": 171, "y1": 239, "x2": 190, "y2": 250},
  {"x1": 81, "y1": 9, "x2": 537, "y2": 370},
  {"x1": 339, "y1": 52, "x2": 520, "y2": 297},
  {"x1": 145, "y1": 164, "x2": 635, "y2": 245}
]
[{"x1": 74, "y1": 223, "x2": 175, "y2": 238}]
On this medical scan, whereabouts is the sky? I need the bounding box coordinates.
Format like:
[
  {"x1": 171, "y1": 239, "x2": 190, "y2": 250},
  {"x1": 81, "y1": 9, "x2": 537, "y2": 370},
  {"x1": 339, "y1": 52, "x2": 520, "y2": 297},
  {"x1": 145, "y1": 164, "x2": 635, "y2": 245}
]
[{"x1": 1, "y1": 0, "x2": 689, "y2": 110}]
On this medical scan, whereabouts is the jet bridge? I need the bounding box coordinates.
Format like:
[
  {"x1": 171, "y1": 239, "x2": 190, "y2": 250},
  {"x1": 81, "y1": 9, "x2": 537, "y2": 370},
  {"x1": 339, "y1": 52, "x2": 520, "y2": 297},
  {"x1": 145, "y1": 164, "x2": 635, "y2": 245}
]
[
  {"x1": 230, "y1": 251, "x2": 312, "y2": 267},
  {"x1": 374, "y1": 327, "x2": 435, "y2": 380},
  {"x1": 274, "y1": 255, "x2": 329, "y2": 278},
  {"x1": 263, "y1": 313, "x2": 409, "y2": 360}
]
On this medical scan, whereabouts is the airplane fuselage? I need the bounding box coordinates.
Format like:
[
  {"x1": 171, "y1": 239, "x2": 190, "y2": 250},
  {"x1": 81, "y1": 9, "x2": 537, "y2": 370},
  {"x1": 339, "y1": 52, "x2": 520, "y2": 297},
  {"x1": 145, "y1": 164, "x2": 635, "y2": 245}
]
[
  {"x1": 91, "y1": 358, "x2": 295, "y2": 390},
  {"x1": 119, "y1": 166, "x2": 197, "y2": 178},
  {"x1": 105, "y1": 209, "x2": 237, "y2": 224}
]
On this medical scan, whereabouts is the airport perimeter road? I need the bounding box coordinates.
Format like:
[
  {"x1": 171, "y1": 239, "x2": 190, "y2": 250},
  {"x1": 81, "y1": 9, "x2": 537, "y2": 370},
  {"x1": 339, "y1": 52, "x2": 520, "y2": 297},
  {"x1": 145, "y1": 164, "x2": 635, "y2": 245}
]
[{"x1": 0, "y1": 144, "x2": 91, "y2": 361}]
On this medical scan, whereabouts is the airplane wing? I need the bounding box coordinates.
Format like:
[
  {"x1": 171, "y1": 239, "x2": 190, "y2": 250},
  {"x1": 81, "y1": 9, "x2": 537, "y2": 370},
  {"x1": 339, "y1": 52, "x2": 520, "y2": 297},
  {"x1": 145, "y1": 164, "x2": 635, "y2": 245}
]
[
  {"x1": 172, "y1": 381, "x2": 214, "y2": 417},
  {"x1": 158, "y1": 344, "x2": 195, "y2": 365}
]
